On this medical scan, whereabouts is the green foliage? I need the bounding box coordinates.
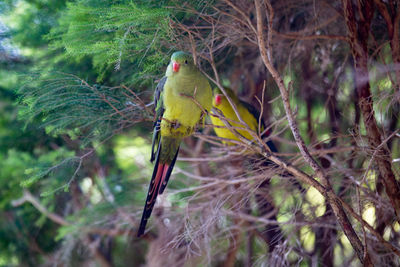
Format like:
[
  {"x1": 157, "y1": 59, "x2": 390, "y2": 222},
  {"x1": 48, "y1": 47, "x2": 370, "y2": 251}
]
[
  {"x1": 21, "y1": 148, "x2": 75, "y2": 190},
  {"x1": 1, "y1": 0, "x2": 398, "y2": 266},
  {"x1": 3, "y1": 0, "x2": 66, "y2": 48},
  {"x1": 19, "y1": 73, "x2": 153, "y2": 143},
  {"x1": 48, "y1": 1, "x2": 172, "y2": 84},
  {"x1": 0, "y1": 150, "x2": 34, "y2": 208},
  {"x1": 0, "y1": 0, "x2": 174, "y2": 265}
]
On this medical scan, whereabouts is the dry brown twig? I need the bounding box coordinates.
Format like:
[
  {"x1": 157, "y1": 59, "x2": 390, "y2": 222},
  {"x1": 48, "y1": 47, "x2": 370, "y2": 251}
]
[
  {"x1": 148, "y1": 1, "x2": 400, "y2": 265},
  {"x1": 255, "y1": 0, "x2": 371, "y2": 264}
]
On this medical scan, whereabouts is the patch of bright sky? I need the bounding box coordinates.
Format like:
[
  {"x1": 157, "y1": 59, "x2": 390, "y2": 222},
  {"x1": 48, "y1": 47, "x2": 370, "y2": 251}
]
[
  {"x1": 300, "y1": 226, "x2": 315, "y2": 252},
  {"x1": 81, "y1": 177, "x2": 102, "y2": 204},
  {"x1": 362, "y1": 205, "x2": 375, "y2": 227},
  {"x1": 369, "y1": 63, "x2": 393, "y2": 125},
  {"x1": 0, "y1": 1, "x2": 34, "y2": 57},
  {"x1": 113, "y1": 135, "x2": 152, "y2": 178},
  {"x1": 384, "y1": 222, "x2": 400, "y2": 240},
  {"x1": 340, "y1": 233, "x2": 354, "y2": 258},
  {"x1": 0, "y1": 18, "x2": 20, "y2": 59},
  {"x1": 304, "y1": 186, "x2": 326, "y2": 217}
]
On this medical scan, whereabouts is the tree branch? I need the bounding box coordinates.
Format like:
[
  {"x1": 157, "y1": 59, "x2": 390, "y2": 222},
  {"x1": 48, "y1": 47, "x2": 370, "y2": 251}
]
[
  {"x1": 343, "y1": 0, "x2": 400, "y2": 223},
  {"x1": 254, "y1": 0, "x2": 371, "y2": 264},
  {"x1": 12, "y1": 190, "x2": 70, "y2": 226}
]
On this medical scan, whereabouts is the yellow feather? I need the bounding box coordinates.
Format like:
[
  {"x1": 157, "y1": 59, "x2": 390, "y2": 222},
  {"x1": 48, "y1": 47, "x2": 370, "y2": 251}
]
[
  {"x1": 211, "y1": 92, "x2": 259, "y2": 144},
  {"x1": 161, "y1": 60, "x2": 212, "y2": 138}
]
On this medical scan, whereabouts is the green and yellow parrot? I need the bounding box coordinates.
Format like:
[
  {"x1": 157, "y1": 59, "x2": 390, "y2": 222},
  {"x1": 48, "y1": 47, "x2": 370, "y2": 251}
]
[
  {"x1": 137, "y1": 51, "x2": 212, "y2": 237},
  {"x1": 210, "y1": 87, "x2": 277, "y2": 152}
]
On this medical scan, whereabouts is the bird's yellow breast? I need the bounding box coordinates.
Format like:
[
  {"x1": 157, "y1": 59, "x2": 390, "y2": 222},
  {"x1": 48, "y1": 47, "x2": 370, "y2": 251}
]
[
  {"x1": 211, "y1": 98, "x2": 259, "y2": 144},
  {"x1": 161, "y1": 74, "x2": 212, "y2": 138}
]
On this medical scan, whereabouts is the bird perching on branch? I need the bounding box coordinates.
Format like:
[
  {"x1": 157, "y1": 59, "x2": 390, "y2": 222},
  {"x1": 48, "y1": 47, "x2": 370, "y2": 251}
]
[
  {"x1": 210, "y1": 87, "x2": 277, "y2": 152},
  {"x1": 137, "y1": 51, "x2": 212, "y2": 237}
]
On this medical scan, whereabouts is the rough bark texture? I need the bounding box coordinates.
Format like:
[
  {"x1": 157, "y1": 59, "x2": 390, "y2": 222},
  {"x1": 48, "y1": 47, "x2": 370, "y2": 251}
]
[
  {"x1": 342, "y1": 0, "x2": 400, "y2": 221},
  {"x1": 255, "y1": 0, "x2": 373, "y2": 265}
]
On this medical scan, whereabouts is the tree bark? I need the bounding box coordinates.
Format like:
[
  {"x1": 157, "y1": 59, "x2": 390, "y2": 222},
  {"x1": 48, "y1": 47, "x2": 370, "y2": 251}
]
[
  {"x1": 255, "y1": 0, "x2": 373, "y2": 265},
  {"x1": 342, "y1": 0, "x2": 400, "y2": 221}
]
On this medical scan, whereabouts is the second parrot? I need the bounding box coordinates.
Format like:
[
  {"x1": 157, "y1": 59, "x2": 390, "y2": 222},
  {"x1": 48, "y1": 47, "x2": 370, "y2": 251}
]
[{"x1": 210, "y1": 87, "x2": 277, "y2": 152}]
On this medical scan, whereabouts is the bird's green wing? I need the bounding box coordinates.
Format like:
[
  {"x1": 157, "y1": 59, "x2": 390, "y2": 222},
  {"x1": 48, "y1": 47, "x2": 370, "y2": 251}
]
[
  {"x1": 240, "y1": 99, "x2": 266, "y2": 131},
  {"x1": 150, "y1": 76, "x2": 167, "y2": 162}
]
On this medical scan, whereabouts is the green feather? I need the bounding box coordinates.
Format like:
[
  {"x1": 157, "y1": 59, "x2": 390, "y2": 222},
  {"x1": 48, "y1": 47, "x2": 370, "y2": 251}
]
[{"x1": 138, "y1": 51, "x2": 212, "y2": 237}]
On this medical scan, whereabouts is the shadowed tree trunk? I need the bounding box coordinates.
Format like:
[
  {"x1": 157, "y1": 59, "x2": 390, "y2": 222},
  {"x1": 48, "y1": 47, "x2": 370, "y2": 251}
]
[{"x1": 342, "y1": 0, "x2": 400, "y2": 221}]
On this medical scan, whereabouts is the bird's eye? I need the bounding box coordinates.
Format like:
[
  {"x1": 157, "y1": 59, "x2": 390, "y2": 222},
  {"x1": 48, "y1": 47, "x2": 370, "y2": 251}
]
[{"x1": 184, "y1": 60, "x2": 188, "y2": 64}]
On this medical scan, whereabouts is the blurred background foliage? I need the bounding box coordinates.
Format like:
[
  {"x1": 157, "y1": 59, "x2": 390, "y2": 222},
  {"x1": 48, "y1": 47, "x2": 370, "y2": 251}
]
[{"x1": 0, "y1": 0, "x2": 399, "y2": 266}]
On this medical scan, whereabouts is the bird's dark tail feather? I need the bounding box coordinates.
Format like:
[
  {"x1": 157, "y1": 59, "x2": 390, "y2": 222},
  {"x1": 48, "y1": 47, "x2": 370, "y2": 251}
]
[
  {"x1": 137, "y1": 144, "x2": 179, "y2": 237},
  {"x1": 150, "y1": 120, "x2": 161, "y2": 163},
  {"x1": 159, "y1": 147, "x2": 179, "y2": 194}
]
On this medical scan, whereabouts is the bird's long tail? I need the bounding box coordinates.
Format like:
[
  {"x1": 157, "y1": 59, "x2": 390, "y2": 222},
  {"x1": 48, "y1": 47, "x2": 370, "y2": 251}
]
[{"x1": 137, "y1": 142, "x2": 179, "y2": 237}]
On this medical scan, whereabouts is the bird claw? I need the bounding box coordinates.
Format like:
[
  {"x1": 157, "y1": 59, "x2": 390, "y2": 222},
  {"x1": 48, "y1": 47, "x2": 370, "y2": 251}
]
[{"x1": 171, "y1": 120, "x2": 181, "y2": 129}]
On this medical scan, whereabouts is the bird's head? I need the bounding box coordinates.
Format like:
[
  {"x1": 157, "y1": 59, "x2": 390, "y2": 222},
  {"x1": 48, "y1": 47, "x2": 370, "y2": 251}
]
[
  {"x1": 169, "y1": 51, "x2": 196, "y2": 76},
  {"x1": 213, "y1": 87, "x2": 236, "y2": 107}
]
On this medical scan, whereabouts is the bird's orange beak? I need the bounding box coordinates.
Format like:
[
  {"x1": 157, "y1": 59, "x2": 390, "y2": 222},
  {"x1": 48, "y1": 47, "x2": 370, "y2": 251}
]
[
  {"x1": 172, "y1": 62, "x2": 180, "y2": 72},
  {"x1": 214, "y1": 94, "x2": 222, "y2": 106}
]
